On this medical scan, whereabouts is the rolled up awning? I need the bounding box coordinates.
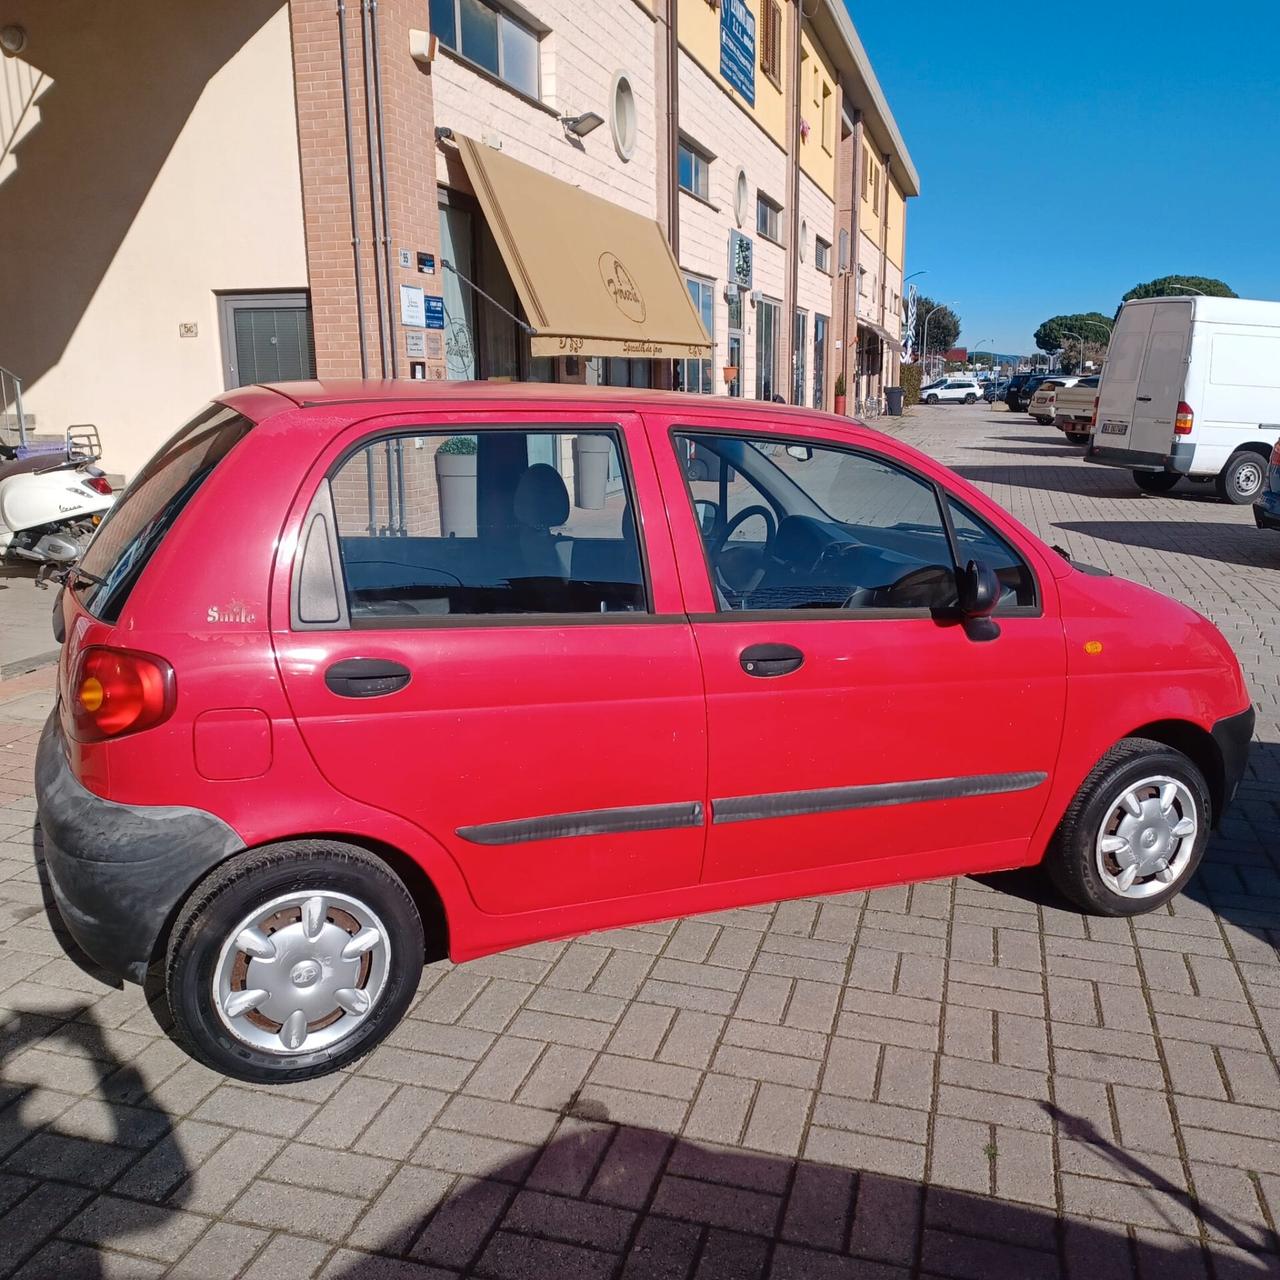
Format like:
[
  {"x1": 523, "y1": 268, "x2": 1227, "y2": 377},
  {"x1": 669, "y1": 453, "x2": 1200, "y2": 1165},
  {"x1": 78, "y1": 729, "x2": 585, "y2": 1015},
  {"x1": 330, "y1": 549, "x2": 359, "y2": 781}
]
[
  {"x1": 456, "y1": 136, "x2": 711, "y2": 361},
  {"x1": 858, "y1": 317, "x2": 902, "y2": 351}
]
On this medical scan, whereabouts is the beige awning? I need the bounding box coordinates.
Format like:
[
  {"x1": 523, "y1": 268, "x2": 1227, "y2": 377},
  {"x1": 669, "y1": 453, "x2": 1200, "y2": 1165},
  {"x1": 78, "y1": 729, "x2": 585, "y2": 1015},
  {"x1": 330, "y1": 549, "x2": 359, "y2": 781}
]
[
  {"x1": 456, "y1": 136, "x2": 711, "y2": 361},
  {"x1": 859, "y1": 318, "x2": 902, "y2": 351}
]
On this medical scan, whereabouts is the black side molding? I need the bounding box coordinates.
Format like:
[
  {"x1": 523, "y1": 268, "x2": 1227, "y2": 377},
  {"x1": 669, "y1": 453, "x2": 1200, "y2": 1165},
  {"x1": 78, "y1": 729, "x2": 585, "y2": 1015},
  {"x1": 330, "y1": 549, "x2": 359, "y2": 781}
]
[
  {"x1": 457, "y1": 800, "x2": 704, "y2": 846},
  {"x1": 712, "y1": 771, "x2": 1048, "y2": 825}
]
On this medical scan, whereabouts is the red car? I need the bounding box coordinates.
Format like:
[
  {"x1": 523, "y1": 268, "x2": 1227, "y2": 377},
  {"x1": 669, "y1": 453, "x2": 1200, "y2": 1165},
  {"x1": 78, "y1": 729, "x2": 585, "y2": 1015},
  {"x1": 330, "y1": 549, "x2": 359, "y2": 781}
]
[{"x1": 38, "y1": 383, "x2": 1253, "y2": 1083}]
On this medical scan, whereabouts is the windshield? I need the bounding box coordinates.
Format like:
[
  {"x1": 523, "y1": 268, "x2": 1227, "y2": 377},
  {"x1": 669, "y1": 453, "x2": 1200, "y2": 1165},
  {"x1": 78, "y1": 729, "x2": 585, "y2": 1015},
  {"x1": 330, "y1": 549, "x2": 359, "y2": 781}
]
[{"x1": 77, "y1": 404, "x2": 253, "y2": 622}]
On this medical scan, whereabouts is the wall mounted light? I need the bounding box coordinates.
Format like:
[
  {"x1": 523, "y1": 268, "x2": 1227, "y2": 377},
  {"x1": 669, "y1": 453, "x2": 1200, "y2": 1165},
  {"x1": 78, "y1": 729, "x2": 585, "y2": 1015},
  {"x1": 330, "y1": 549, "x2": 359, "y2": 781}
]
[
  {"x1": 561, "y1": 111, "x2": 604, "y2": 140},
  {"x1": 0, "y1": 25, "x2": 28, "y2": 55}
]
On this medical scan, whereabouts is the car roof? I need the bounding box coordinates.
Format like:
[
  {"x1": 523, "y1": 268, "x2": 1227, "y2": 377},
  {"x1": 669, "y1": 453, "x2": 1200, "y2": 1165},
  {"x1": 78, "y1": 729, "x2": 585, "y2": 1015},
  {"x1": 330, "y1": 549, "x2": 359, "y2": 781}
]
[{"x1": 215, "y1": 379, "x2": 887, "y2": 441}]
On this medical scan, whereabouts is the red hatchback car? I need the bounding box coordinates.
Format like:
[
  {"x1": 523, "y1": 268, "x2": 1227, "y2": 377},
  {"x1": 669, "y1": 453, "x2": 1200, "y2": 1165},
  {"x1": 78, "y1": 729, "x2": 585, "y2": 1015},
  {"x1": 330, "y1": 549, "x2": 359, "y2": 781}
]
[{"x1": 38, "y1": 383, "x2": 1252, "y2": 1083}]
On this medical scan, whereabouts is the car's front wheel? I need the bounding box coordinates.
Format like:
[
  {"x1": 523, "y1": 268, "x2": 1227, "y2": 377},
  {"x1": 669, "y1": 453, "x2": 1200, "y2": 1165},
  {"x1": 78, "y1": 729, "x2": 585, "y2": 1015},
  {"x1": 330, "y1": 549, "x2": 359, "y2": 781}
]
[
  {"x1": 925, "y1": 394, "x2": 939, "y2": 405},
  {"x1": 964, "y1": 393, "x2": 977, "y2": 404},
  {"x1": 166, "y1": 841, "x2": 424, "y2": 1083},
  {"x1": 1045, "y1": 738, "x2": 1209, "y2": 916}
]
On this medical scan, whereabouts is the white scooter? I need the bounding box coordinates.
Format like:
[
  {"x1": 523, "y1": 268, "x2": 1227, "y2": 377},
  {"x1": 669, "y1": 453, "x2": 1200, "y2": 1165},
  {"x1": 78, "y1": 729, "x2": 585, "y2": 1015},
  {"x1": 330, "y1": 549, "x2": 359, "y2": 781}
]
[{"x1": 0, "y1": 426, "x2": 115, "y2": 566}]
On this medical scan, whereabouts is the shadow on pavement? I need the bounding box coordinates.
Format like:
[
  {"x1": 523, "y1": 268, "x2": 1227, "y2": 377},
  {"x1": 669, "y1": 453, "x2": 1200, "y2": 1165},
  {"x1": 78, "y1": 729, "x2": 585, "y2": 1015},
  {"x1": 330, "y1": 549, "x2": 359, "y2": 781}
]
[
  {"x1": 1054, "y1": 521, "x2": 1278, "y2": 569},
  {"x1": 952, "y1": 463, "x2": 1138, "y2": 497},
  {"x1": 0, "y1": 1002, "x2": 191, "y2": 1277},
  {"x1": 328, "y1": 1097, "x2": 1277, "y2": 1278}
]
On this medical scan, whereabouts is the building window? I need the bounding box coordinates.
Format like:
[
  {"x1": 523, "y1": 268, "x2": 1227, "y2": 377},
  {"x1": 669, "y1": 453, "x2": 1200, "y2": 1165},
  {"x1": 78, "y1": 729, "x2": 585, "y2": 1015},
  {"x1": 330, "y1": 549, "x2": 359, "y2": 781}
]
[
  {"x1": 611, "y1": 73, "x2": 637, "y2": 161},
  {"x1": 218, "y1": 293, "x2": 316, "y2": 389},
  {"x1": 429, "y1": 0, "x2": 540, "y2": 99},
  {"x1": 755, "y1": 296, "x2": 780, "y2": 401},
  {"x1": 678, "y1": 138, "x2": 711, "y2": 201},
  {"x1": 678, "y1": 275, "x2": 714, "y2": 394},
  {"x1": 793, "y1": 309, "x2": 808, "y2": 407},
  {"x1": 813, "y1": 314, "x2": 828, "y2": 410},
  {"x1": 756, "y1": 193, "x2": 781, "y2": 243},
  {"x1": 759, "y1": 1, "x2": 782, "y2": 85},
  {"x1": 814, "y1": 237, "x2": 831, "y2": 274}
]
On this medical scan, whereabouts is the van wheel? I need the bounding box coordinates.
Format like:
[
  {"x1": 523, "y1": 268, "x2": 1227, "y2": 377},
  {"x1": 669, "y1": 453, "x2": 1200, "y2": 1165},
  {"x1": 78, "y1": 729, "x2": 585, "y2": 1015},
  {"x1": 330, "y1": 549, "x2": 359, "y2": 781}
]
[
  {"x1": 1045, "y1": 738, "x2": 1209, "y2": 916},
  {"x1": 1065, "y1": 431, "x2": 1091, "y2": 445},
  {"x1": 1133, "y1": 471, "x2": 1180, "y2": 494},
  {"x1": 1217, "y1": 451, "x2": 1266, "y2": 504},
  {"x1": 166, "y1": 842, "x2": 424, "y2": 1083}
]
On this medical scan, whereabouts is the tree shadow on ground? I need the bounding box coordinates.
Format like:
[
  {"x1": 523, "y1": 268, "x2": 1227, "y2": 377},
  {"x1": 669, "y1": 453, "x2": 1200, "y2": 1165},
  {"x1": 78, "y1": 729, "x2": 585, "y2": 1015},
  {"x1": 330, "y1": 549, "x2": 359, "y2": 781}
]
[
  {"x1": 0, "y1": 1001, "x2": 191, "y2": 1277},
  {"x1": 327, "y1": 1096, "x2": 1277, "y2": 1278},
  {"x1": 1054, "y1": 521, "x2": 1279, "y2": 570}
]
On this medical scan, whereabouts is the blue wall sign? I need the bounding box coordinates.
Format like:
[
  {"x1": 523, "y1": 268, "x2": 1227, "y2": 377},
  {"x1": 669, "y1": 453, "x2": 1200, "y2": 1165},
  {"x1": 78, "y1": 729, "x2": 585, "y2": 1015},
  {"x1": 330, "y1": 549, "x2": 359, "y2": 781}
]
[
  {"x1": 720, "y1": 0, "x2": 756, "y2": 107},
  {"x1": 424, "y1": 295, "x2": 445, "y2": 330}
]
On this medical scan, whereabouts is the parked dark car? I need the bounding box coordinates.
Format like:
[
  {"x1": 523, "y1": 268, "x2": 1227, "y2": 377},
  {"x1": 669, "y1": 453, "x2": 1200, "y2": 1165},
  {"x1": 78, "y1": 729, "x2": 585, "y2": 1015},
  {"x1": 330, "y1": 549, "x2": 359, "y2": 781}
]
[
  {"x1": 1003, "y1": 374, "x2": 1034, "y2": 410},
  {"x1": 984, "y1": 379, "x2": 1010, "y2": 404},
  {"x1": 1254, "y1": 443, "x2": 1280, "y2": 532},
  {"x1": 1015, "y1": 374, "x2": 1058, "y2": 412}
]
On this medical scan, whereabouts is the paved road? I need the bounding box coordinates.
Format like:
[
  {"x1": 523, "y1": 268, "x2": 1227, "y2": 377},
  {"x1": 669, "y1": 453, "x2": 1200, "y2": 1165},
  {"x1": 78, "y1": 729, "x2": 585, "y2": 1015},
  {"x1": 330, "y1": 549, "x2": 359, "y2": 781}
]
[{"x1": 1, "y1": 403, "x2": 1278, "y2": 1278}]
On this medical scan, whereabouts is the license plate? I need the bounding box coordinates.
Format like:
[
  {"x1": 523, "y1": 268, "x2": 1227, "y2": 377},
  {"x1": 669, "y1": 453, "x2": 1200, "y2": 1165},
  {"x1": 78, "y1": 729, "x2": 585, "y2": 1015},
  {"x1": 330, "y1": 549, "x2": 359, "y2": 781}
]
[{"x1": 1100, "y1": 421, "x2": 1128, "y2": 436}]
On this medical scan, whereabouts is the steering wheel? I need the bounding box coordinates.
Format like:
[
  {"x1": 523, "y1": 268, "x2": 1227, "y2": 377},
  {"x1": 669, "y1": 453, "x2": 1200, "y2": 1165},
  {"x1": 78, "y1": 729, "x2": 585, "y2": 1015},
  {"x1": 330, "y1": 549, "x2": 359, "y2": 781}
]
[{"x1": 709, "y1": 504, "x2": 777, "y2": 557}]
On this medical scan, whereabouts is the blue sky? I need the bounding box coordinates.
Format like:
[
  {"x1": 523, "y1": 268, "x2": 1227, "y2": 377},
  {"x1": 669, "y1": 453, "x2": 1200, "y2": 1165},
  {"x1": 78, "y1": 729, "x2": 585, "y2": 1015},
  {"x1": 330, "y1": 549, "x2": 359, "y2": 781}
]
[{"x1": 847, "y1": 1, "x2": 1280, "y2": 354}]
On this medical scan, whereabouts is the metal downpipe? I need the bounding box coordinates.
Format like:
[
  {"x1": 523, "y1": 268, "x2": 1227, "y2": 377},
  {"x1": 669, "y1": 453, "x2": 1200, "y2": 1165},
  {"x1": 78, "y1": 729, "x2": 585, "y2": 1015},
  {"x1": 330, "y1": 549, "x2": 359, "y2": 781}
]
[
  {"x1": 360, "y1": 0, "x2": 390, "y2": 376},
  {"x1": 337, "y1": 0, "x2": 369, "y2": 378},
  {"x1": 369, "y1": 0, "x2": 399, "y2": 379}
]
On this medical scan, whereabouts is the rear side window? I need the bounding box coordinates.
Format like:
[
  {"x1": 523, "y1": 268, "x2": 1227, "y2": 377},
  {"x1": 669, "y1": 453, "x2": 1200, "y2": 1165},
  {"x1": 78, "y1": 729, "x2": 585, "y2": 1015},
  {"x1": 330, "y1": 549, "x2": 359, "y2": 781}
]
[
  {"x1": 78, "y1": 405, "x2": 253, "y2": 622},
  {"x1": 321, "y1": 427, "x2": 647, "y2": 624}
]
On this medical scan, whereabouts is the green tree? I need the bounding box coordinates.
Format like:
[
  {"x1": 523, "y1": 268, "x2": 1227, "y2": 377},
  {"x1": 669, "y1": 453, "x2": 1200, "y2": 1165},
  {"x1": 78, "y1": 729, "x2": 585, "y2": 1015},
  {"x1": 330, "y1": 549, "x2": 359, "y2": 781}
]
[
  {"x1": 909, "y1": 296, "x2": 960, "y2": 358},
  {"x1": 1034, "y1": 312, "x2": 1112, "y2": 356},
  {"x1": 1122, "y1": 275, "x2": 1236, "y2": 305}
]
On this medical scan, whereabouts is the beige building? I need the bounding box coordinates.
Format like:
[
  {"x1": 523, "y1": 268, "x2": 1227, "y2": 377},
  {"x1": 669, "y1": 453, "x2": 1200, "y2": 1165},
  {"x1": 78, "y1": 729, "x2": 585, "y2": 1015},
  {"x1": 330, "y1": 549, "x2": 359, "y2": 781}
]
[{"x1": 0, "y1": 0, "x2": 916, "y2": 480}]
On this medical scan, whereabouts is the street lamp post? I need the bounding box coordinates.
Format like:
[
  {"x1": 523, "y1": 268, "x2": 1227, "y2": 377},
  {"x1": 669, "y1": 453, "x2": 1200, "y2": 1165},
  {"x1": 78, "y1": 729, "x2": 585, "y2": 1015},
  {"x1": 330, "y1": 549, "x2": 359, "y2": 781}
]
[
  {"x1": 1061, "y1": 331, "x2": 1087, "y2": 372},
  {"x1": 920, "y1": 303, "x2": 951, "y2": 381}
]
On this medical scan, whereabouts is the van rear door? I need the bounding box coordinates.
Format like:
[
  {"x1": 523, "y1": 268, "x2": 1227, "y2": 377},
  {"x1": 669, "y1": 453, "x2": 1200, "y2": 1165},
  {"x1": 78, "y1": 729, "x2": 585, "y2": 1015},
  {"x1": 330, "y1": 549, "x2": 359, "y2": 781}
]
[{"x1": 1128, "y1": 303, "x2": 1193, "y2": 457}]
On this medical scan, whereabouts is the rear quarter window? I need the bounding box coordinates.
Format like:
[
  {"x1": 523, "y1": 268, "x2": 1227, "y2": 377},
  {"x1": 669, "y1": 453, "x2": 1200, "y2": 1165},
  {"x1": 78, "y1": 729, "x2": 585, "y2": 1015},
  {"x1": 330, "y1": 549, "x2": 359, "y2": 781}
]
[{"x1": 77, "y1": 404, "x2": 253, "y2": 622}]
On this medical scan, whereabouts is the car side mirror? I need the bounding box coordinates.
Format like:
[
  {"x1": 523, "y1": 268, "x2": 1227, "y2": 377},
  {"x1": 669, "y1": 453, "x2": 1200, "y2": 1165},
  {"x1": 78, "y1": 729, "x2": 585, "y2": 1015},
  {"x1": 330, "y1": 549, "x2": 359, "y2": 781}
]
[{"x1": 957, "y1": 559, "x2": 1001, "y2": 618}]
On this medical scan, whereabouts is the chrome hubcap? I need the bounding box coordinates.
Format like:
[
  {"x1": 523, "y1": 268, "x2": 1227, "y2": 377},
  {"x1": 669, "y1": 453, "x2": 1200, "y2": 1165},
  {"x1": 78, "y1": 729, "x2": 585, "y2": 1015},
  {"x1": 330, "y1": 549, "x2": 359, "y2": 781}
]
[
  {"x1": 1095, "y1": 775, "x2": 1198, "y2": 899},
  {"x1": 1235, "y1": 463, "x2": 1262, "y2": 496},
  {"x1": 213, "y1": 891, "x2": 390, "y2": 1055}
]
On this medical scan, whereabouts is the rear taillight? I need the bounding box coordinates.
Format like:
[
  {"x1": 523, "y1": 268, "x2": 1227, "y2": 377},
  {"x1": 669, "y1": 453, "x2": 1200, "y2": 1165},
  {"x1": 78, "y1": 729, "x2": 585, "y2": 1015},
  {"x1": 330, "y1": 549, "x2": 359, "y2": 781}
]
[
  {"x1": 70, "y1": 646, "x2": 175, "y2": 742},
  {"x1": 1174, "y1": 402, "x2": 1194, "y2": 435},
  {"x1": 84, "y1": 474, "x2": 113, "y2": 495},
  {"x1": 1090, "y1": 395, "x2": 1100, "y2": 428}
]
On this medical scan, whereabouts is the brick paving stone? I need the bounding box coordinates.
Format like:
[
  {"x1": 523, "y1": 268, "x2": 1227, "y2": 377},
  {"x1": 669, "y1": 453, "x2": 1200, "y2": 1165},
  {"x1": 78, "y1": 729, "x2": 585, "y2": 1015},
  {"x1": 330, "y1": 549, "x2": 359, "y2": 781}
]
[{"x1": 3, "y1": 406, "x2": 1280, "y2": 1276}]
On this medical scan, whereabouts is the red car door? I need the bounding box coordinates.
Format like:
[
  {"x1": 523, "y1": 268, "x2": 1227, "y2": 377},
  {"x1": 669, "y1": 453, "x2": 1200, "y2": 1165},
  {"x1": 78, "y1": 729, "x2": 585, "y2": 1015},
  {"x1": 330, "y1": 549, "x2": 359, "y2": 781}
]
[
  {"x1": 273, "y1": 408, "x2": 707, "y2": 916},
  {"x1": 652, "y1": 411, "x2": 1067, "y2": 891}
]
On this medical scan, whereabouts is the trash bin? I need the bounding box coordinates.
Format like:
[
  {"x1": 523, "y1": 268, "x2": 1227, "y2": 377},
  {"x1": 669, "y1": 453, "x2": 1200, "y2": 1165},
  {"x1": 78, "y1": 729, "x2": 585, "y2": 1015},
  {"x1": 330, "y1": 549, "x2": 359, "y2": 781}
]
[{"x1": 885, "y1": 386, "x2": 904, "y2": 416}]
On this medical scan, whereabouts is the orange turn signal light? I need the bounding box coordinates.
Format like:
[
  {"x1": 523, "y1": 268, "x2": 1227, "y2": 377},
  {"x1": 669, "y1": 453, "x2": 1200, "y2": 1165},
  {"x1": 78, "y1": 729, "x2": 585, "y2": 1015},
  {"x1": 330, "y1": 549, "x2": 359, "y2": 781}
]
[{"x1": 1084, "y1": 640, "x2": 1103, "y2": 656}]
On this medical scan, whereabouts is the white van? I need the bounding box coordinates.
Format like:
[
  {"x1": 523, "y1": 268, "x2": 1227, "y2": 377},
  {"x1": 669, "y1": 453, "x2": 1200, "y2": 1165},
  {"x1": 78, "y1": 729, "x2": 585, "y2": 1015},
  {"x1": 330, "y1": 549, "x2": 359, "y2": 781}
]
[{"x1": 1085, "y1": 296, "x2": 1280, "y2": 503}]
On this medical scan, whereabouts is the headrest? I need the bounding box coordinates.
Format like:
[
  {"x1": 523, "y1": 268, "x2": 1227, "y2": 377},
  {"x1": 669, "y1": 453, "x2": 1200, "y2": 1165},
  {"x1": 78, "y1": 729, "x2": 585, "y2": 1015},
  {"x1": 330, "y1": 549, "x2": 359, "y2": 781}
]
[{"x1": 514, "y1": 463, "x2": 570, "y2": 530}]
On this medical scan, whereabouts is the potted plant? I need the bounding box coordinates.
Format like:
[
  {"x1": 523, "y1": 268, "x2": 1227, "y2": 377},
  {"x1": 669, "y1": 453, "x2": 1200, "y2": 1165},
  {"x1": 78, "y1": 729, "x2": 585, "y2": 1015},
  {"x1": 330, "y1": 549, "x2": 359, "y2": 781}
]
[
  {"x1": 722, "y1": 364, "x2": 739, "y2": 387},
  {"x1": 833, "y1": 372, "x2": 847, "y2": 415},
  {"x1": 572, "y1": 433, "x2": 612, "y2": 510},
  {"x1": 435, "y1": 434, "x2": 477, "y2": 536}
]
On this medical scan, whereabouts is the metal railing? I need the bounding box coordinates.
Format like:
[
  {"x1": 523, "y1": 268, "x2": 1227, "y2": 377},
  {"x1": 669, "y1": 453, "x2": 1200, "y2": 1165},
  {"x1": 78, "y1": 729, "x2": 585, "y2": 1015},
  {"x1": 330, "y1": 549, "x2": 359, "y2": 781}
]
[{"x1": 0, "y1": 365, "x2": 26, "y2": 446}]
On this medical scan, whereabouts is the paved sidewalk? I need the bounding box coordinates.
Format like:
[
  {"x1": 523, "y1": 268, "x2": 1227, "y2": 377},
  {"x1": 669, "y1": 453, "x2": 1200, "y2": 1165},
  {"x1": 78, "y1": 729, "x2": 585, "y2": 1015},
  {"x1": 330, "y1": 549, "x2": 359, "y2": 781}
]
[{"x1": 1, "y1": 405, "x2": 1278, "y2": 1278}]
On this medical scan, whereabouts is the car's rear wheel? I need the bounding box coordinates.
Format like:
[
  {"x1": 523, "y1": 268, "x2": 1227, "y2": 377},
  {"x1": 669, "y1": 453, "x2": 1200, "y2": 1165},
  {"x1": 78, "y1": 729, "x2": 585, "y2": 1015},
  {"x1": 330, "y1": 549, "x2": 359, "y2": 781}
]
[
  {"x1": 1216, "y1": 451, "x2": 1266, "y2": 505},
  {"x1": 166, "y1": 842, "x2": 424, "y2": 1083},
  {"x1": 1045, "y1": 738, "x2": 1209, "y2": 916},
  {"x1": 1065, "y1": 430, "x2": 1091, "y2": 445},
  {"x1": 1033, "y1": 415, "x2": 1053, "y2": 425},
  {"x1": 1133, "y1": 470, "x2": 1180, "y2": 494}
]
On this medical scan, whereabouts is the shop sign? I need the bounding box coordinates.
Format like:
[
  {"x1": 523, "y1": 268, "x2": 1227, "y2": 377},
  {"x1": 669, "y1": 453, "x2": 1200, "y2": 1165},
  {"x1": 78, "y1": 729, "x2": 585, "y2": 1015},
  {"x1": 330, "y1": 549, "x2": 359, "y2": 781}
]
[
  {"x1": 720, "y1": 0, "x2": 756, "y2": 106},
  {"x1": 728, "y1": 229, "x2": 753, "y2": 291}
]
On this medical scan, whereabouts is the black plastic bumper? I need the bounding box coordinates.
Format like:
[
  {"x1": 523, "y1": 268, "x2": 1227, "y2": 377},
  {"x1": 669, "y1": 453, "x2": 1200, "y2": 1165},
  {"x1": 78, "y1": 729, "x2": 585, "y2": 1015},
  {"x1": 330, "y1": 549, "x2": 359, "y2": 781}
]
[
  {"x1": 1212, "y1": 705, "x2": 1255, "y2": 819},
  {"x1": 1085, "y1": 441, "x2": 1196, "y2": 474},
  {"x1": 35, "y1": 711, "x2": 243, "y2": 983}
]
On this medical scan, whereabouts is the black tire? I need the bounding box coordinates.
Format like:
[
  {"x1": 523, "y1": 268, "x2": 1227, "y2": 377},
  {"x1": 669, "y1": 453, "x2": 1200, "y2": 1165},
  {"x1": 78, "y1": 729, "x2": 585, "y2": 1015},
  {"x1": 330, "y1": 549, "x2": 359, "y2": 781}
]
[
  {"x1": 1033, "y1": 415, "x2": 1053, "y2": 426},
  {"x1": 963, "y1": 394, "x2": 977, "y2": 404},
  {"x1": 1216, "y1": 451, "x2": 1267, "y2": 505},
  {"x1": 925, "y1": 394, "x2": 939, "y2": 405},
  {"x1": 1065, "y1": 430, "x2": 1091, "y2": 445},
  {"x1": 1045, "y1": 738, "x2": 1210, "y2": 917},
  {"x1": 1133, "y1": 470, "x2": 1180, "y2": 494},
  {"x1": 166, "y1": 841, "x2": 424, "y2": 1083}
]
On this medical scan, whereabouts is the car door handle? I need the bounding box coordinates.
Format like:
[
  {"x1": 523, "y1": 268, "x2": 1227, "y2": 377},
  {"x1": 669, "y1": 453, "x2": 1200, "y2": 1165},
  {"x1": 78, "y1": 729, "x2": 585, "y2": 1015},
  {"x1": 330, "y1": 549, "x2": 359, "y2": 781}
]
[
  {"x1": 1136, "y1": 395, "x2": 1152, "y2": 402},
  {"x1": 325, "y1": 658, "x2": 411, "y2": 698},
  {"x1": 740, "y1": 643, "x2": 804, "y2": 677}
]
